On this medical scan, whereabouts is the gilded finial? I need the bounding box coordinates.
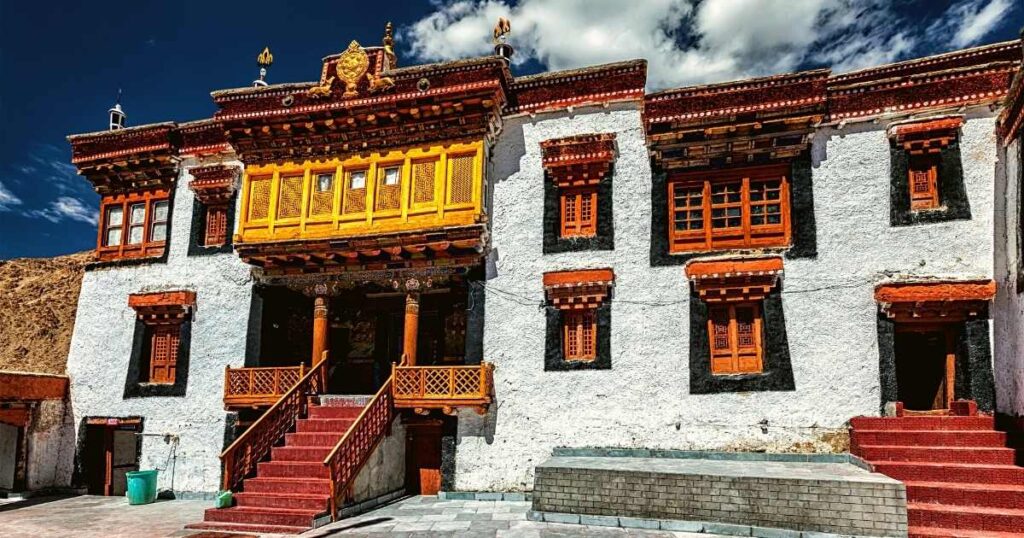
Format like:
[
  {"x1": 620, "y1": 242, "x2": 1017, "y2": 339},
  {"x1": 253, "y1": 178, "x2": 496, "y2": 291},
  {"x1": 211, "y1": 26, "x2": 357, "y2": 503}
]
[
  {"x1": 383, "y1": 22, "x2": 398, "y2": 69},
  {"x1": 383, "y1": 22, "x2": 394, "y2": 48},
  {"x1": 492, "y1": 17, "x2": 510, "y2": 45},
  {"x1": 257, "y1": 47, "x2": 274, "y2": 68}
]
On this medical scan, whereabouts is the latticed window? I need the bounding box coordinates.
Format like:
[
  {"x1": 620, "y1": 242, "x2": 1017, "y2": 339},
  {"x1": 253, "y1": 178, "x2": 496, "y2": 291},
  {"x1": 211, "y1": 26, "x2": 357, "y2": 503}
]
[
  {"x1": 247, "y1": 177, "x2": 271, "y2": 221},
  {"x1": 668, "y1": 165, "x2": 790, "y2": 253},
  {"x1": 412, "y1": 159, "x2": 437, "y2": 204},
  {"x1": 708, "y1": 303, "x2": 763, "y2": 375},
  {"x1": 309, "y1": 172, "x2": 335, "y2": 216},
  {"x1": 375, "y1": 165, "x2": 402, "y2": 211},
  {"x1": 563, "y1": 309, "x2": 597, "y2": 361},
  {"x1": 204, "y1": 205, "x2": 228, "y2": 246},
  {"x1": 909, "y1": 153, "x2": 940, "y2": 210},
  {"x1": 447, "y1": 154, "x2": 474, "y2": 204},
  {"x1": 343, "y1": 169, "x2": 368, "y2": 214},
  {"x1": 147, "y1": 324, "x2": 180, "y2": 384},
  {"x1": 277, "y1": 175, "x2": 304, "y2": 219},
  {"x1": 560, "y1": 188, "x2": 597, "y2": 238}
]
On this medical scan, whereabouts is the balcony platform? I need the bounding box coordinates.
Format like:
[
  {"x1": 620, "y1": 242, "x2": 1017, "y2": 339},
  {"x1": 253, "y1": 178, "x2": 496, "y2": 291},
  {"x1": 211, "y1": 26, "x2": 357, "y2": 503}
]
[{"x1": 392, "y1": 363, "x2": 493, "y2": 415}]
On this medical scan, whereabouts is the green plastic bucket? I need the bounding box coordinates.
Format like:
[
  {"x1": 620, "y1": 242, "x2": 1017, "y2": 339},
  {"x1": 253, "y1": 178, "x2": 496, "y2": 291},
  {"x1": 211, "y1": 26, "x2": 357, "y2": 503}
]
[{"x1": 125, "y1": 470, "x2": 158, "y2": 505}]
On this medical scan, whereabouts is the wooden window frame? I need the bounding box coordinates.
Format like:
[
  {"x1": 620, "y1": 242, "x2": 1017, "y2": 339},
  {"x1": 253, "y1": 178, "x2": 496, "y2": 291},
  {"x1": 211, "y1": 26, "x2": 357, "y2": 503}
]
[
  {"x1": 146, "y1": 323, "x2": 181, "y2": 384},
  {"x1": 560, "y1": 187, "x2": 598, "y2": 238},
  {"x1": 707, "y1": 302, "x2": 764, "y2": 375},
  {"x1": 96, "y1": 189, "x2": 171, "y2": 261},
  {"x1": 203, "y1": 204, "x2": 229, "y2": 247},
  {"x1": 562, "y1": 307, "x2": 597, "y2": 361},
  {"x1": 908, "y1": 151, "x2": 941, "y2": 211},
  {"x1": 668, "y1": 165, "x2": 791, "y2": 254}
]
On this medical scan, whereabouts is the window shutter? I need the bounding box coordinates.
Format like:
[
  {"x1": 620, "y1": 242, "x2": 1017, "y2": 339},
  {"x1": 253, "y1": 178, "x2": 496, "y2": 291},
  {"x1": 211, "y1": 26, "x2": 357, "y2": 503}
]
[
  {"x1": 204, "y1": 205, "x2": 228, "y2": 246},
  {"x1": 149, "y1": 325, "x2": 180, "y2": 384}
]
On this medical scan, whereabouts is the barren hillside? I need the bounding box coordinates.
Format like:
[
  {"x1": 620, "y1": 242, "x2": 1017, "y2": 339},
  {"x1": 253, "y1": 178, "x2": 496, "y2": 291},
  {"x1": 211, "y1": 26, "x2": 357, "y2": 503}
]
[{"x1": 0, "y1": 251, "x2": 91, "y2": 374}]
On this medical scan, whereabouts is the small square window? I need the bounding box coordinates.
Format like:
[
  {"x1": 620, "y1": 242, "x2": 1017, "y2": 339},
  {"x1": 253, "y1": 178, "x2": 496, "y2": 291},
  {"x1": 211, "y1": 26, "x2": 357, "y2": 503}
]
[
  {"x1": 316, "y1": 173, "x2": 334, "y2": 193},
  {"x1": 104, "y1": 206, "x2": 124, "y2": 246},
  {"x1": 382, "y1": 167, "x2": 400, "y2": 186},
  {"x1": 909, "y1": 153, "x2": 940, "y2": 211},
  {"x1": 147, "y1": 324, "x2": 180, "y2": 384},
  {"x1": 560, "y1": 187, "x2": 597, "y2": 238},
  {"x1": 563, "y1": 309, "x2": 597, "y2": 361},
  {"x1": 708, "y1": 302, "x2": 763, "y2": 375},
  {"x1": 350, "y1": 170, "x2": 367, "y2": 190},
  {"x1": 128, "y1": 203, "x2": 146, "y2": 245},
  {"x1": 150, "y1": 200, "x2": 169, "y2": 242}
]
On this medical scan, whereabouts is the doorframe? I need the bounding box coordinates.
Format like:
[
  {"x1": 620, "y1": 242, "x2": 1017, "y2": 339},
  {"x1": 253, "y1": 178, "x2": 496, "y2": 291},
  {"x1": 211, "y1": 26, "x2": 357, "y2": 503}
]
[
  {"x1": 80, "y1": 416, "x2": 143, "y2": 496},
  {"x1": 893, "y1": 322, "x2": 957, "y2": 413}
]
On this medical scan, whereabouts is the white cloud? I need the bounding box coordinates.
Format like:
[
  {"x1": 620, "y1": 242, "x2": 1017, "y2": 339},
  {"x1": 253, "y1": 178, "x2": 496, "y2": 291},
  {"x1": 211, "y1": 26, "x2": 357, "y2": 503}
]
[
  {"x1": 0, "y1": 180, "x2": 23, "y2": 211},
  {"x1": 926, "y1": 0, "x2": 1014, "y2": 49},
  {"x1": 26, "y1": 196, "x2": 95, "y2": 225},
  {"x1": 401, "y1": 0, "x2": 1016, "y2": 89}
]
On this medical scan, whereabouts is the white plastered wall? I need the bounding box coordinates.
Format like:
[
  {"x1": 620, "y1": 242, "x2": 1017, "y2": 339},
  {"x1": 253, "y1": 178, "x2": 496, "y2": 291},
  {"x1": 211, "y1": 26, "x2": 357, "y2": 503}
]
[
  {"x1": 66, "y1": 155, "x2": 253, "y2": 496},
  {"x1": 457, "y1": 103, "x2": 998, "y2": 491},
  {"x1": 994, "y1": 137, "x2": 1024, "y2": 418}
]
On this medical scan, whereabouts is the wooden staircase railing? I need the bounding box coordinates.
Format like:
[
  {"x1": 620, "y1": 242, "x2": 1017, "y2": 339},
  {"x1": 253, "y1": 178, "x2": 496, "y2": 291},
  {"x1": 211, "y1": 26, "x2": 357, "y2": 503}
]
[
  {"x1": 220, "y1": 352, "x2": 329, "y2": 492},
  {"x1": 322, "y1": 355, "x2": 405, "y2": 520},
  {"x1": 223, "y1": 364, "x2": 306, "y2": 408},
  {"x1": 392, "y1": 363, "x2": 493, "y2": 415}
]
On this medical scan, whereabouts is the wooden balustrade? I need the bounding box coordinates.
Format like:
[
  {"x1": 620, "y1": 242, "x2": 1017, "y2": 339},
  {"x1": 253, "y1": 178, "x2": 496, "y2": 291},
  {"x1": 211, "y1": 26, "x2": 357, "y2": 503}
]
[
  {"x1": 392, "y1": 363, "x2": 493, "y2": 415},
  {"x1": 223, "y1": 364, "x2": 306, "y2": 409},
  {"x1": 220, "y1": 352, "x2": 329, "y2": 492}
]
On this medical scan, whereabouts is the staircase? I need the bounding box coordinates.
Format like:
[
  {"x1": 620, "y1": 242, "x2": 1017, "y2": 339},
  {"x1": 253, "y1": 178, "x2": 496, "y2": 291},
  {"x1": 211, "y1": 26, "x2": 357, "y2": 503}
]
[
  {"x1": 850, "y1": 413, "x2": 1024, "y2": 538},
  {"x1": 186, "y1": 398, "x2": 365, "y2": 535}
]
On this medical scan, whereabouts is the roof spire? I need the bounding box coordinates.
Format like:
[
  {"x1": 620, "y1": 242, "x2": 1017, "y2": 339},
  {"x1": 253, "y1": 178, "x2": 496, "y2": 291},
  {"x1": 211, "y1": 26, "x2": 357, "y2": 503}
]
[
  {"x1": 254, "y1": 46, "x2": 274, "y2": 87},
  {"x1": 383, "y1": 21, "x2": 397, "y2": 68},
  {"x1": 492, "y1": 17, "x2": 513, "y2": 62},
  {"x1": 108, "y1": 89, "x2": 126, "y2": 131}
]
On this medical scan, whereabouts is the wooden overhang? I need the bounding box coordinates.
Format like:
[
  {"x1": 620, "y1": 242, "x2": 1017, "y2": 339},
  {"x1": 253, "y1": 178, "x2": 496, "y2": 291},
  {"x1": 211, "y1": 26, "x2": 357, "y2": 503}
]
[
  {"x1": 874, "y1": 280, "x2": 996, "y2": 322},
  {"x1": 211, "y1": 52, "x2": 512, "y2": 167},
  {"x1": 644, "y1": 69, "x2": 829, "y2": 171},
  {"x1": 0, "y1": 372, "x2": 69, "y2": 401},
  {"x1": 508, "y1": 60, "x2": 647, "y2": 115},
  {"x1": 189, "y1": 164, "x2": 239, "y2": 204},
  {"x1": 128, "y1": 290, "x2": 196, "y2": 323},
  {"x1": 235, "y1": 223, "x2": 487, "y2": 276},
  {"x1": 997, "y1": 37, "x2": 1024, "y2": 146},
  {"x1": 685, "y1": 256, "x2": 784, "y2": 303},
  {"x1": 540, "y1": 133, "x2": 617, "y2": 187},
  {"x1": 542, "y1": 268, "x2": 615, "y2": 309}
]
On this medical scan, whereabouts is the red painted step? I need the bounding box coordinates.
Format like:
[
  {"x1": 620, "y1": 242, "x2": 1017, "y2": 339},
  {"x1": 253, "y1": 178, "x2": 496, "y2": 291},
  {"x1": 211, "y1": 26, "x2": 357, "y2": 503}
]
[
  {"x1": 907, "y1": 503, "x2": 1024, "y2": 533},
  {"x1": 906, "y1": 481, "x2": 1024, "y2": 510},
  {"x1": 850, "y1": 416, "x2": 995, "y2": 431},
  {"x1": 285, "y1": 432, "x2": 345, "y2": 447},
  {"x1": 272, "y1": 445, "x2": 334, "y2": 462},
  {"x1": 202, "y1": 506, "x2": 322, "y2": 528},
  {"x1": 295, "y1": 418, "x2": 356, "y2": 433},
  {"x1": 308, "y1": 405, "x2": 363, "y2": 419},
  {"x1": 257, "y1": 460, "x2": 331, "y2": 479},
  {"x1": 856, "y1": 445, "x2": 1016, "y2": 465},
  {"x1": 852, "y1": 429, "x2": 1008, "y2": 448},
  {"x1": 241, "y1": 477, "x2": 332, "y2": 495},
  {"x1": 873, "y1": 461, "x2": 1024, "y2": 485},
  {"x1": 909, "y1": 526, "x2": 1024, "y2": 538},
  {"x1": 184, "y1": 521, "x2": 309, "y2": 535},
  {"x1": 234, "y1": 492, "x2": 330, "y2": 511}
]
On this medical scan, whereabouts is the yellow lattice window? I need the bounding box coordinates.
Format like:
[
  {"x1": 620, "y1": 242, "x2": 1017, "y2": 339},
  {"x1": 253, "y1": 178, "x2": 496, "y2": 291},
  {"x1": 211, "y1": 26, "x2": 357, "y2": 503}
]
[
  {"x1": 309, "y1": 171, "x2": 335, "y2": 217},
  {"x1": 343, "y1": 169, "x2": 367, "y2": 214},
  {"x1": 247, "y1": 177, "x2": 271, "y2": 221},
  {"x1": 277, "y1": 175, "x2": 304, "y2": 219},
  {"x1": 412, "y1": 159, "x2": 437, "y2": 204},
  {"x1": 375, "y1": 165, "x2": 402, "y2": 211},
  {"x1": 447, "y1": 154, "x2": 474, "y2": 204}
]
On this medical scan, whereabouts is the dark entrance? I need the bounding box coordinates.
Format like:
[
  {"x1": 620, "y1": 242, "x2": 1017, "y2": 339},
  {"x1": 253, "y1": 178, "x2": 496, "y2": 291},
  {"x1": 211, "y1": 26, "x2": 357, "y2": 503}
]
[
  {"x1": 405, "y1": 419, "x2": 442, "y2": 496},
  {"x1": 894, "y1": 324, "x2": 957, "y2": 412},
  {"x1": 82, "y1": 418, "x2": 141, "y2": 496}
]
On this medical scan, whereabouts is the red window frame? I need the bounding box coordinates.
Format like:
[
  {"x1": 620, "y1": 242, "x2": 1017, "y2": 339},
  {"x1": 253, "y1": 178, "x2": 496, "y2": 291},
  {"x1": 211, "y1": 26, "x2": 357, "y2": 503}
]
[
  {"x1": 908, "y1": 153, "x2": 940, "y2": 210},
  {"x1": 560, "y1": 187, "x2": 598, "y2": 238},
  {"x1": 97, "y1": 189, "x2": 171, "y2": 261},
  {"x1": 563, "y1": 308, "x2": 597, "y2": 361},
  {"x1": 668, "y1": 165, "x2": 791, "y2": 253},
  {"x1": 708, "y1": 302, "x2": 763, "y2": 375},
  {"x1": 204, "y1": 204, "x2": 229, "y2": 246},
  {"x1": 147, "y1": 324, "x2": 180, "y2": 384}
]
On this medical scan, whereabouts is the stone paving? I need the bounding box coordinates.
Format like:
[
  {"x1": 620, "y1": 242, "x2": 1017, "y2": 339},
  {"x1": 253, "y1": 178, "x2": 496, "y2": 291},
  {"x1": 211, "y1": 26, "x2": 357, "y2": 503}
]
[
  {"x1": 0, "y1": 495, "x2": 210, "y2": 538},
  {"x1": 302, "y1": 496, "x2": 727, "y2": 537}
]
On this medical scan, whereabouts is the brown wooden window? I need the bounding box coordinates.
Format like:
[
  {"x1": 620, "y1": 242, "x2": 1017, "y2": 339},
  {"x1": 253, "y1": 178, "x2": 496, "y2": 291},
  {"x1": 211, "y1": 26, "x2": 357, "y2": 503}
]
[
  {"x1": 204, "y1": 205, "x2": 229, "y2": 246},
  {"x1": 668, "y1": 165, "x2": 791, "y2": 253},
  {"x1": 909, "y1": 153, "x2": 940, "y2": 210},
  {"x1": 97, "y1": 190, "x2": 171, "y2": 261},
  {"x1": 560, "y1": 187, "x2": 597, "y2": 238},
  {"x1": 147, "y1": 324, "x2": 180, "y2": 384},
  {"x1": 708, "y1": 303, "x2": 763, "y2": 375},
  {"x1": 563, "y1": 308, "x2": 597, "y2": 361}
]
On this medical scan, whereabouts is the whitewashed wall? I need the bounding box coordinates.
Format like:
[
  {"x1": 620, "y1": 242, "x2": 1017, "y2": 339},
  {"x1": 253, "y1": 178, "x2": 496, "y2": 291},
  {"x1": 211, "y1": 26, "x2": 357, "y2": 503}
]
[
  {"x1": 457, "y1": 104, "x2": 998, "y2": 491},
  {"x1": 995, "y1": 137, "x2": 1024, "y2": 418},
  {"x1": 66, "y1": 155, "x2": 253, "y2": 496}
]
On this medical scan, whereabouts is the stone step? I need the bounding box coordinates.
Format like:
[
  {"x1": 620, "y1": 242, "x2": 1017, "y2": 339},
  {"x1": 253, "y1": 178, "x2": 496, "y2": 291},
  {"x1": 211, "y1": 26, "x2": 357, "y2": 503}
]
[
  {"x1": 257, "y1": 461, "x2": 331, "y2": 479},
  {"x1": 873, "y1": 461, "x2": 1024, "y2": 485},
  {"x1": 319, "y1": 394, "x2": 373, "y2": 407},
  {"x1": 183, "y1": 521, "x2": 309, "y2": 535},
  {"x1": 852, "y1": 429, "x2": 1007, "y2": 448},
  {"x1": 856, "y1": 445, "x2": 1016, "y2": 465},
  {"x1": 201, "y1": 506, "x2": 321, "y2": 528},
  {"x1": 242, "y1": 477, "x2": 332, "y2": 495},
  {"x1": 272, "y1": 445, "x2": 334, "y2": 462},
  {"x1": 907, "y1": 502, "x2": 1024, "y2": 533},
  {"x1": 906, "y1": 481, "x2": 1024, "y2": 510},
  {"x1": 234, "y1": 492, "x2": 329, "y2": 511},
  {"x1": 295, "y1": 418, "x2": 356, "y2": 433},
  {"x1": 849, "y1": 416, "x2": 994, "y2": 431},
  {"x1": 285, "y1": 432, "x2": 345, "y2": 447}
]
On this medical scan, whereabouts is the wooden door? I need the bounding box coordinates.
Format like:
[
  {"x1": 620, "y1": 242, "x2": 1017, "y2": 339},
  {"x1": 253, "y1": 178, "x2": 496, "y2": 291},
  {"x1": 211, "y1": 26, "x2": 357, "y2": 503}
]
[
  {"x1": 894, "y1": 324, "x2": 957, "y2": 412},
  {"x1": 405, "y1": 422, "x2": 442, "y2": 495},
  {"x1": 83, "y1": 421, "x2": 141, "y2": 496}
]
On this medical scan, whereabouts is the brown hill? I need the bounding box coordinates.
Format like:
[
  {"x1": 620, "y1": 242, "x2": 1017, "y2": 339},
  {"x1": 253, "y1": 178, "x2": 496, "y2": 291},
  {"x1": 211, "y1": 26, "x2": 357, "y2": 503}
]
[{"x1": 0, "y1": 251, "x2": 92, "y2": 375}]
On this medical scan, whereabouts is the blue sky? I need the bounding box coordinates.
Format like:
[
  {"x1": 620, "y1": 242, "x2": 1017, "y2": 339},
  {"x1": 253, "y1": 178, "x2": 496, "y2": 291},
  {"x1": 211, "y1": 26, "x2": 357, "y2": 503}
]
[{"x1": 0, "y1": 0, "x2": 1020, "y2": 259}]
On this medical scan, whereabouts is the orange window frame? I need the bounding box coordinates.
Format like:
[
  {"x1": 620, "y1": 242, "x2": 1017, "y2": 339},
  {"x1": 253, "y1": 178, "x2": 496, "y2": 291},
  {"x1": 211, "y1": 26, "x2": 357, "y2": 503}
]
[
  {"x1": 560, "y1": 187, "x2": 598, "y2": 238},
  {"x1": 908, "y1": 153, "x2": 940, "y2": 210},
  {"x1": 204, "y1": 204, "x2": 229, "y2": 246},
  {"x1": 96, "y1": 189, "x2": 171, "y2": 261},
  {"x1": 668, "y1": 165, "x2": 791, "y2": 254},
  {"x1": 707, "y1": 302, "x2": 763, "y2": 375},
  {"x1": 147, "y1": 324, "x2": 180, "y2": 384},
  {"x1": 563, "y1": 308, "x2": 597, "y2": 361}
]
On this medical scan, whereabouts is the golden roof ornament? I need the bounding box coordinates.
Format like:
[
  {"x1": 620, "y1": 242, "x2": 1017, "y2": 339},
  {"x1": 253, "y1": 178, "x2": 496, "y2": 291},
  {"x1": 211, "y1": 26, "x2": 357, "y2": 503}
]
[
  {"x1": 493, "y1": 17, "x2": 513, "y2": 61},
  {"x1": 254, "y1": 47, "x2": 273, "y2": 87},
  {"x1": 336, "y1": 41, "x2": 370, "y2": 98},
  {"x1": 383, "y1": 21, "x2": 397, "y2": 69}
]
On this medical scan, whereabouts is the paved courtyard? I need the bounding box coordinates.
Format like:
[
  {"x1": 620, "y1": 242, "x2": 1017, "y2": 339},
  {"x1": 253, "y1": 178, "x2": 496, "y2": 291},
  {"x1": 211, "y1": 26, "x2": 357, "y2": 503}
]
[{"x1": 0, "y1": 495, "x2": 727, "y2": 537}]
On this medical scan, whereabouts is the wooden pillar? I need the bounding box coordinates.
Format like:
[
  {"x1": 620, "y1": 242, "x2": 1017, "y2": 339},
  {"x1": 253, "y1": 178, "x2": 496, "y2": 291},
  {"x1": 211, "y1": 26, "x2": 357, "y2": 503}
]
[
  {"x1": 312, "y1": 295, "x2": 329, "y2": 367},
  {"x1": 404, "y1": 292, "x2": 420, "y2": 366}
]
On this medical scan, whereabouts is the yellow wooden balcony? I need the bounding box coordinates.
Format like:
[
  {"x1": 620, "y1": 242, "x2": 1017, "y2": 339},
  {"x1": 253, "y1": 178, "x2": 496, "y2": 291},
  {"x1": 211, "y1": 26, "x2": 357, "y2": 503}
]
[
  {"x1": 392, "y1": 363, "x2": 494, "y2": 415},
  {"x1": 236, "y1": 141, "x2": 485, "y2": 245},
  {"x1": 223, "y1": 364, "x2": 306, "y2": 409}
]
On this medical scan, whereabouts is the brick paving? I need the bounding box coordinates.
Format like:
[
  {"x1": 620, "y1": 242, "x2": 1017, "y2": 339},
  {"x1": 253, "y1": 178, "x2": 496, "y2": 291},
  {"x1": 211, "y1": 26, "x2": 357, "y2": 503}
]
[{"x1": 0, "y1": 495, "x2": 210, "y2": 538}]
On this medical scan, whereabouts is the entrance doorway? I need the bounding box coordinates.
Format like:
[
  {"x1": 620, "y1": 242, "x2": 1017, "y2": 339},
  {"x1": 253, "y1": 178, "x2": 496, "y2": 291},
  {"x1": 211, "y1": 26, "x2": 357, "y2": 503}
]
[
  {"x1": 894, "y1": 324, "x2": 958, "y2": 412},
  {"x1": 405, "y1": 420, "x2": 442, "y2": 496},
  {"x1": 83, "y1": 418, "x2": 141, "y2": 496}
]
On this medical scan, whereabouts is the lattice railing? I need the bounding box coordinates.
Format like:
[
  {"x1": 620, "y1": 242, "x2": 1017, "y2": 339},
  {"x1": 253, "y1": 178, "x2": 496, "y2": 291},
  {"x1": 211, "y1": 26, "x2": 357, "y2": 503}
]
[
  {"x1": 220, "y1": 353, "x2": 328, "y2": 492},
  {"x1": 224, "y1": 364, "x2": 305, "y2": 408},
  {"x1": 392, "y1": 363, "x2": 494, "y2": 407},
  {"x1": 323, "y1": 356, "x2": 403, "y2": 520}
]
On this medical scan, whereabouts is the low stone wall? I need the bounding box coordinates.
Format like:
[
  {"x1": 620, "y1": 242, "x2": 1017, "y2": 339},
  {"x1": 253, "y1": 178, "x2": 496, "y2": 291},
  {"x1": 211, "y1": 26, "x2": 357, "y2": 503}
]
[{"x1": 532, "y1": 456, "x2": 907, "y2": 537}]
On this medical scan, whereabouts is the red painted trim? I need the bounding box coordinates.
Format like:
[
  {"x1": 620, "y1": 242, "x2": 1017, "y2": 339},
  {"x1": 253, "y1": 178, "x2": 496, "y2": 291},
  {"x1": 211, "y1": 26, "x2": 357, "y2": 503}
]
[
  {"x1": 542, "y1": 268, "x2": 615, "y2": 288},
  {"x1": 874, "y1": 280, "x2": 996, "y2": 303},
  {"x1": 685, "y1": 257, "x2": 784, "y2": 280}
]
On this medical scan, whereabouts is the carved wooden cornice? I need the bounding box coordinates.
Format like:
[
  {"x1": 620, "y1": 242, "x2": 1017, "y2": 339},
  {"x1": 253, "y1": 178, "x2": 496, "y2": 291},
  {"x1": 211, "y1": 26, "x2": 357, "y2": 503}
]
[
  {"x1": 543, "y1": 268, "x2": 614, "y2": 309},
  {"x1": 189, "y1": 164, "x2": 239, "y2": 204},
  {"x1": 541, "y1": 133, "x2": 616, "y2": 187},
  {"x1": 685, "y1": 257, "x2": 784, "y2": 303}
]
